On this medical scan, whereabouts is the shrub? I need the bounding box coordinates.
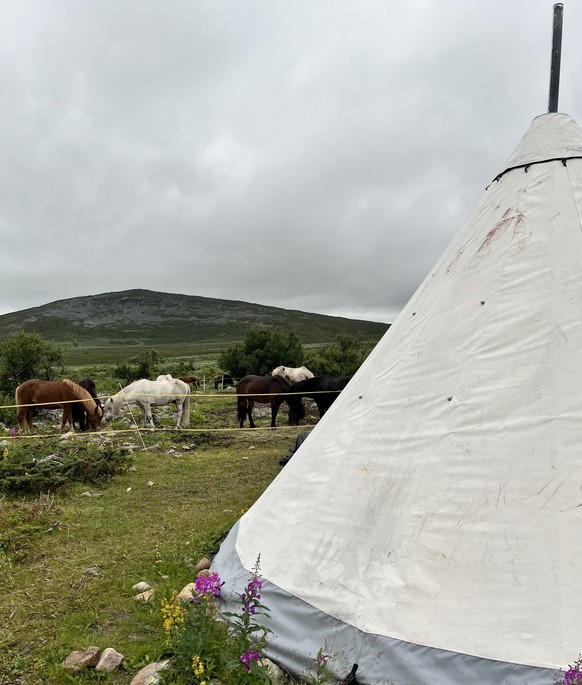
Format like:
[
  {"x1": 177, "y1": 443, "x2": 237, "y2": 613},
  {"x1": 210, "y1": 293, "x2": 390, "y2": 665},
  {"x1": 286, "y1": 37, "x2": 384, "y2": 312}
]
[
  {"x1": 304, "y1": 334, "x2": 374, "y2": 376},
  {"x1": 0, "y1": 331, "x2": 67, "y2": 395},
  {"x1": 219, "y1": 328, "x2": 304, "y2": 378},
  {"x1": 0, "y1": 439, "x2": 132, "y2": 494}
]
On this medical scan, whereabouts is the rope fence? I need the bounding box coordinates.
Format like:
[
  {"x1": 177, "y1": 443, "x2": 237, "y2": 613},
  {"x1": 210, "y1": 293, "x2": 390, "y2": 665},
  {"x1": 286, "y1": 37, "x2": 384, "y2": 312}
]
[{"x1": 1, "y1": 389, "x2": 336, "y2": 442}]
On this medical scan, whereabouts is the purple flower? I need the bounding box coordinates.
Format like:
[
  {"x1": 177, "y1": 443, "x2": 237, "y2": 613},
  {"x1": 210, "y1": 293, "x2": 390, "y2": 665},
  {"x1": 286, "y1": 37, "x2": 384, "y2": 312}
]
[
  {"x1": 192, "y1": 572, "x2": 221, "y2": 601},
  {"x1": 565, "y1": 667, "x2": 582, "y2": 685},
  {"x1": 239, "y1": 647, "x2": 260, "y2": 672},
  {"x1": 8, "y1": 428, "x2": 16, "y2": 436},
  {"x1": 242, "y1": 575, "x2": 263, "y2": 614}
]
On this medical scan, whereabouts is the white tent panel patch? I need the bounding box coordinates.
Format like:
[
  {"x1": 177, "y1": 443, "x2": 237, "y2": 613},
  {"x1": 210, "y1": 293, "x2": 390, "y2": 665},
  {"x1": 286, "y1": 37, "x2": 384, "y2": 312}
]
[{"x1": 214, "y1": 113, "x2": 582, "y2": 684}]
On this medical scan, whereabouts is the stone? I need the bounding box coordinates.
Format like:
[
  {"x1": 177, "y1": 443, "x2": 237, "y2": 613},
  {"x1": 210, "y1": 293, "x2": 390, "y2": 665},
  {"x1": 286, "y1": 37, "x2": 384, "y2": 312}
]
[
  {"x1": 130, "y1": 659, "x2": 171, "y2": 685},
  {"x1": 197, "y1": 569, "x2": 210, "y2": 578},
  {"x1": 132, "y1": 581, "x2": 152, "y2": 592},
  {"x1": 195, "y1": 557, "x2": 211, "y2": 572},
  {"x1": 177, "y1": 582, "x2": 196, "y2": 602},
  {"x1": 134, "y1": 589, "x2": 155, "y2": 602},
  {"x1": 262, "y1": 658, "x2": 288, "y2": 684},
  {"x1": 83, "y1": 566, "x2": 101, "y2": 576},
  {"x1": 61, "y1": 646, "x2": 101, "y2": 672},
  {"x1": 95, "y1": 647, "x2": 124, "y2": 672}
]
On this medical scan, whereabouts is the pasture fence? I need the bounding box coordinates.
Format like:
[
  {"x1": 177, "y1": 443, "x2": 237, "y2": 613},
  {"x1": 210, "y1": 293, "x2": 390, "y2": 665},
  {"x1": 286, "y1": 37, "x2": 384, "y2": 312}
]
[{"x1": 0, "y1": 388, "x2": 344, "y2": 442}]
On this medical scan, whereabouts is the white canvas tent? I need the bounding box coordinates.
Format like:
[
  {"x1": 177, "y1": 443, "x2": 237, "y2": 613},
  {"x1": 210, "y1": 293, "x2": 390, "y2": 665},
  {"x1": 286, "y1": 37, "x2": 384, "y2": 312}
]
[{"x1": 214, "y1": 112, "x2": 582, "y2": 684}]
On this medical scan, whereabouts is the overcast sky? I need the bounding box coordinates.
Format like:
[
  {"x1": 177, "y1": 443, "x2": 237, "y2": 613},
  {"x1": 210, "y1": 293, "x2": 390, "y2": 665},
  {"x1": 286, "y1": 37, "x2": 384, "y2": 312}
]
[{"x1": 2, "y1": 1, "x2": 581, "y2": 324}]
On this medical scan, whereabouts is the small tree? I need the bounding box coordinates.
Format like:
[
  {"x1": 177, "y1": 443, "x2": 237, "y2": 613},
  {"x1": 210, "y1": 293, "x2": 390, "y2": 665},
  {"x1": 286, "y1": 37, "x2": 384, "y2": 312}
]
[
  {"x1": 112, "y1": 350, "x2": 159, "y2": 384},
  {"x1": 305, "y1": 334, "x2": 374, "y2": 376},
  {"x1": 0, "y1": 331, "x2": 66, "y2": 395},
  {"x1": 219, "y1": 327, "x2": 304, "y2": 378}
]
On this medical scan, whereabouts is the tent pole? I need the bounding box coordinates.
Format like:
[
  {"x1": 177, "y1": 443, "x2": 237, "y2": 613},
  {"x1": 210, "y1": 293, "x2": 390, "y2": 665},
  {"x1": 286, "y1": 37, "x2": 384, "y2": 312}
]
[{"x1": 548, "y1": 3, "x2": 563, "y2": 113}]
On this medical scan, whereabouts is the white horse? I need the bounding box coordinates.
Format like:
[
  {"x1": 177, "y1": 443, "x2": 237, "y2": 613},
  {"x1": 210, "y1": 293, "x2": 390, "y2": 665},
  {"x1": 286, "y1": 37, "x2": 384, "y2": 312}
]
[
  {"x1": 103, "y1": 378, "x2": 191, "y2": 428},
  {"x1": 272, "y1": 365, "x2": 314, "y2": 383}
]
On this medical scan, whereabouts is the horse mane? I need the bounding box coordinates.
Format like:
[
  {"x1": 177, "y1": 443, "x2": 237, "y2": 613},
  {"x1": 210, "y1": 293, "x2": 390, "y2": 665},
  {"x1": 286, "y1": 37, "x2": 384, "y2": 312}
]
[{"x1": 62, "y1": 379, "x2": 98, "y2": 410}]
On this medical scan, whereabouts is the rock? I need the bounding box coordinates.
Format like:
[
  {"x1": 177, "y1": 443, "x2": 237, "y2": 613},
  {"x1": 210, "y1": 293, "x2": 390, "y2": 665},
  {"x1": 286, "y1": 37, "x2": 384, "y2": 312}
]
[
  {"x1": 197, "y1": 569, "x2": 210, "y2": 578},
  {"x1": 83, "y1": 566, "x2": 101, "y2": 576},
  {"x1": 130, "y1": 659, "x2": 171, "y2": 685},
  {"x1": 132, "y1": 581, "x2": 153, "y2": 592},
  {"x1": 178, "y1": 583, "x2": 196, "y2": 602},
  {"x1": 195, "y1": 557, "x2": 211, "y2": 572},
  {"x1": 262, "y1": 658, "x2": 288, "y2": 684},
  {"x1": 95, "y1": 647, "x2": 124, "y2": 672},
  {"x1": 61, "y1": 646, "x2": 101, "y2": 672},
  {"x1": 134, "y1": 589, "x2": 155, "y2": 602}
]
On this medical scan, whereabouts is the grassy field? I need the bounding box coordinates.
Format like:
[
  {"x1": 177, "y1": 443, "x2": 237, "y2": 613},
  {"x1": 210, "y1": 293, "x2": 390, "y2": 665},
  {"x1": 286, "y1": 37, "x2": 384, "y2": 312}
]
[{"x1": 0, "y1": 388, "x2": 318, "y2": 684}]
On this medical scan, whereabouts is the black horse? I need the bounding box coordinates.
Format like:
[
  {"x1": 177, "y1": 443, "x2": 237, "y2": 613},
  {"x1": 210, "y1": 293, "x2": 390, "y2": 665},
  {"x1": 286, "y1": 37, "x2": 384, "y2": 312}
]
[
  {"x1": 214, "y1": 373, "x2": 235, "y2": 390},
  {"x1": 72, "y1": 378, "x2": 103, "y2": 431},
  {"x1": 287, "y1": 375, "x2": 353, "y2": 419},
  {"x1": 236, "y1": 375, "x2": 305, "y2": 428}
]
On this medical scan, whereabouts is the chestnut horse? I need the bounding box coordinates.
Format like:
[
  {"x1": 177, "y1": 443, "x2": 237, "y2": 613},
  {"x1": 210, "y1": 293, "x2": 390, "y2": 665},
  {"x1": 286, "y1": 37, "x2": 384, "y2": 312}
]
[
  {"x1": 179, "y1": 376, "x2": 199, "y2": 389},
  {"x1": 71, "y1": 378, "x2": 103, "y2": 431},
  {"x1": 236, "y1": 375, "x2": 305, "y2": 428},
  {"x1": 15, "y1": 379, "x2": 103, "y2": 434}
]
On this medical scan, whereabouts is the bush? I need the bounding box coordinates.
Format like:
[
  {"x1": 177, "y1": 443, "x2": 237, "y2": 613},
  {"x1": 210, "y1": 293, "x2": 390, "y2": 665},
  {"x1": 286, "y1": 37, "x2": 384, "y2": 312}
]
[
  {"x1": 0, "y1": 439, "x2": 132, "y2": 494},
  {"x1": 112, "y1": 349, "x2": 160, "y2": 384},
  {"x1": 219, "y1": 328, "x2": 304, "y2": 378},
  {"x1": 0, "y1": 331, "x2": 66, "y2": 395},
  {"x1": 304, "y1": 334, "x2": 375, "y2": 376}
]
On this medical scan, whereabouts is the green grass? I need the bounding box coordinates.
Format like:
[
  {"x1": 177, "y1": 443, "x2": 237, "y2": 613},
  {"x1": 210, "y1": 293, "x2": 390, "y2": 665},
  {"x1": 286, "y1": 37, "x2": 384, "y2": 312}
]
[
  {"x1": 65, "y1": 343, "x2": 226, "y2": 367},
  {"x1": 0, "y1": 396, "x2": 307, "y2": 684}
]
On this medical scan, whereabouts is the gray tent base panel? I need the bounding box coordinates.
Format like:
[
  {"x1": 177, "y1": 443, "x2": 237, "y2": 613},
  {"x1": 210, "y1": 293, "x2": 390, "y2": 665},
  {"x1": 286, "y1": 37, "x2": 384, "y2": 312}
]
[{"x1": 214, "y1": 524, "x2": 560, "y2": 685}]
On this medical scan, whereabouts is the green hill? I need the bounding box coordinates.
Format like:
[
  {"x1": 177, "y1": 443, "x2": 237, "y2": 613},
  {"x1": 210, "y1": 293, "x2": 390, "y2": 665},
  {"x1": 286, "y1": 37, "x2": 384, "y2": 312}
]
[{"x1": 0, "y1": 289, "x2": 390, "y2": 348}]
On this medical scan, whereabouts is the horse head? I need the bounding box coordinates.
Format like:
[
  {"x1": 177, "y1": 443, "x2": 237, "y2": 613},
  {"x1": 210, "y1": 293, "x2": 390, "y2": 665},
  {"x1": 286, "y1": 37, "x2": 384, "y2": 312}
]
[
  {"x1": 88, "y1": 405, "x2": 103, "y2": 430},
  {"x1": 103, "y1": 397, "x2": 115, "y2": 422}
]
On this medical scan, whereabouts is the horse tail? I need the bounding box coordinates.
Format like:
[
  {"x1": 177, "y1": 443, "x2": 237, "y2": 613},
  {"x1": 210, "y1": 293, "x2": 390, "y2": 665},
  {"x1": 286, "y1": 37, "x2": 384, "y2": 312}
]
[
  {"x1": 237, "y1": 395, "x2": 247, "y2": 425},
  {"x1": 181, "y1": 393, "x2": 191, "y2": 428}
]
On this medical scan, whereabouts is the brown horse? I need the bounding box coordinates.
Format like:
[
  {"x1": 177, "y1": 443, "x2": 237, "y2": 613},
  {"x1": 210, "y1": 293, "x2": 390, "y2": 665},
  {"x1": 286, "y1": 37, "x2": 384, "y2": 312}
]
[
  {"x1": 236, "y1": 375, "x2": 305, "y2": 428},
  {"x1": 179, "y1": 376, "x2": 199, "y2": 389},
  {"x1": 15, "y1": 379, "x2": 103, "y2": 434}
]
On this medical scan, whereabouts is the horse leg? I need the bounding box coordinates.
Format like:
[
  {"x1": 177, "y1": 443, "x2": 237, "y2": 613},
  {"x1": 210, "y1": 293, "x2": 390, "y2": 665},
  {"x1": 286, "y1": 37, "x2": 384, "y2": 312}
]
[
  {"x1": 247, "y1": 400, "x2": 256, "y2": 428},
  {"x1": 315, "y1": 399, "x2": 326, "y2": 418},
  {"x1": 271, "y1": 398, "x2": 282, "y2": 428},
  {"x1": 17, "y1": 407, "x2": 28, "y2": 434},
  {"x1": 237, "y1": 397, "x2": 247, "y2": 428},
  {"x1": 61, "y1": 406, "x2": 73, "y2": 432}
]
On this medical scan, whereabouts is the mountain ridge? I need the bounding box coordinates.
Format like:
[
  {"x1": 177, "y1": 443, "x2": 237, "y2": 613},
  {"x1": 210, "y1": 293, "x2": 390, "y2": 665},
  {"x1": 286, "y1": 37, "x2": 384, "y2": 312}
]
[{"x1": 0, "y1": 289, "x2": 390, "y2": 346}]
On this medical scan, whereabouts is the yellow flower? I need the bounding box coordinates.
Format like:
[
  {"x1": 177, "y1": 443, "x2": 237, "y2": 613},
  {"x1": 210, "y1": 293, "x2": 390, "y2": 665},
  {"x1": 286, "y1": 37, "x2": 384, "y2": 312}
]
[
  {"x1": 192, "y1": 654, "x2": 205, "y2": 678},
  {"x1": 160, "y1": 592, "x2": 185, "y2": 637},
  {"x1": 2, "y1": 448, "x2": 8, "y2": 459}
]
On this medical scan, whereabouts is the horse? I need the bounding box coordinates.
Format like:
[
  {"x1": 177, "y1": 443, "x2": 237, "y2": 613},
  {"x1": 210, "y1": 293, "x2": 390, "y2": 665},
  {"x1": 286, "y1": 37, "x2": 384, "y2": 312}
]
[
  {"x1": 103, "y1": 377, "x2": 191, "y2": 428},
  {"x1": 179, "y1": 376, "x2": 199, "y2": 389},
  {"x1": 214, "y1": 374, "x2": 235, "y2": 390},
  {"x1": 236, "y1": 375, "x2": 305, "y2": 428},
  {"x1": 71, "y1": 378, "x2": 103, "y2": 431},
  {"x1": 287, "y1": 375, "x2": 353, "y2": 419},
  {"x1": 272, "y1": 366, "x2": 314, "y2": 383},
  {"x1": 15, "y1": 379, "x2": 103, "y2": 434}
]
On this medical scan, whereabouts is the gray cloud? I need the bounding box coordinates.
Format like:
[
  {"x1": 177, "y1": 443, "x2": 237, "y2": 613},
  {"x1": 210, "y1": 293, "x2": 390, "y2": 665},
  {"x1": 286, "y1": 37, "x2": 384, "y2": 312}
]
[{"x1": 2, "y1": 0, "x2": 581, "y2": 324}]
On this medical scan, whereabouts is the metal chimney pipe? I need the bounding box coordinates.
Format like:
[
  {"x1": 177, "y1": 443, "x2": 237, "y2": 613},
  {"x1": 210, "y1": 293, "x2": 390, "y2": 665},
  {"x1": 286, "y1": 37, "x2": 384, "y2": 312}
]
[{"x1": 548, "y1": 3, "x2": 564, "y2": 113}]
